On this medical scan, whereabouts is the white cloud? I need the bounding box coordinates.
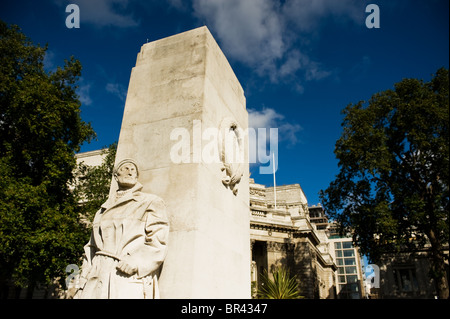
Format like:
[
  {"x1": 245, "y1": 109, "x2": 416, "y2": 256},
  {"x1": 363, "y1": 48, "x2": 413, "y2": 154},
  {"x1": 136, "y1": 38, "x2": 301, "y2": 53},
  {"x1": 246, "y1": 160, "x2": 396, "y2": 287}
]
[
  {"x1": 77, "y1": 84, "x2": 92, "y2": 106},
  {"x1": 248, "y1": 107, "x2": 302, "y2": 146},
  {"x1": 278, "y1": 49, "x2": 330, "y2": 83},
  {"x1": 249, "y1": 108, "x2": 280, "y2": 129},
  {"x1": 279, "y1": 50, "x2": 303, "y2": 78},
  {"x1": 105, "y1": 82, "x2": 127, "y2": 101},
  {"x1": 77, "y1": 78, "x2": 92, "y2": 106},
  {"x1": 165, "y1": 0, "x2": 188, "y2": 11},
  {"x1": 55, "y1": 0, "x2": 139, "y2": 28},
  {"x1": 247, "y1": 107, "x2": 301, "y2": 170},
  {"x1": 304, "y1": 61, "x2": 332, "y2": 81},
  {"x1": 350, "y1": 55, "x2": 372, "y2": 79},
  {"x1": 281, "y1": 0, "x2": 364, "y2": 32},
  {"x1": 43, "y1": 50, "x2": 56, "y2": 72},
  {"x1": 190, "y1": 0, "x2": 364, "y2": 87},
  {"x1": 193, "y1": 0, "x2": 284, "y2": 71}
]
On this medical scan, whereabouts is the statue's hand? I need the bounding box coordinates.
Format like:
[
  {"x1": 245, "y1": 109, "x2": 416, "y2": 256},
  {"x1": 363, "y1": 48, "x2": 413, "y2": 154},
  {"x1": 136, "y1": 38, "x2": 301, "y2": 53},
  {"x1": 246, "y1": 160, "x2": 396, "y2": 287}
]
[
  {"x1": 116, "y1": 260, "x2": 138, "y2": 276},
  {"x1": 65, "y1": 287, "x2": 79, "y2": 299}
]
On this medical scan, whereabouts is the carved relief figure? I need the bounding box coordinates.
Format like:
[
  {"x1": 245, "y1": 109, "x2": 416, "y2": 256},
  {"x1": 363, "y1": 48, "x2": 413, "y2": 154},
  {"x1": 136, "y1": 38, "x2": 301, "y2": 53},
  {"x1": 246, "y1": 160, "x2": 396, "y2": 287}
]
[
  {"x1": 218, "y1": 117, "x2": 245, "y2": 195},
  {"x1": 74, "y1": 159, "x2": 169, "y2": 299}
]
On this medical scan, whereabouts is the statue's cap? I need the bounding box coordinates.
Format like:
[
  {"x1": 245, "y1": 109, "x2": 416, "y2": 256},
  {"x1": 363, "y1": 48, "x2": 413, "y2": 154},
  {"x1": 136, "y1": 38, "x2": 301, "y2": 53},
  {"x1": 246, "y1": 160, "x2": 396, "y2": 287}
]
[{"x1": 114, "y1": 158, "x2": 139, "y2": 176}]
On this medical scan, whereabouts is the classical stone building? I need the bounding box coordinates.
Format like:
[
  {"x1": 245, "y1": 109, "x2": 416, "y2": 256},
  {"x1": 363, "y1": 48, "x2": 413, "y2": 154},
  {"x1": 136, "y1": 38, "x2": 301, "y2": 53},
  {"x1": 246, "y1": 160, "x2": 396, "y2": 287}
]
[
  {"x1": 375, "y1": 244, "x2": 449, "y2": 298},
  {"x1": 73, "y1": 149, "x2": 106, "y2": 167},
  {"x1": 249, "y1": 179, "x2": 337, "y2": 299}
]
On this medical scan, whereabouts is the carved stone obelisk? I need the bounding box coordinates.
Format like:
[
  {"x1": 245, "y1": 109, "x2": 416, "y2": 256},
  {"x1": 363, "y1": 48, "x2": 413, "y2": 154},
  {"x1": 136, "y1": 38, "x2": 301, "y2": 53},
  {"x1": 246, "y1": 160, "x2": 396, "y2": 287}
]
[{"x1": 113, "y1": 26, "x2": 250, "y2": 298}]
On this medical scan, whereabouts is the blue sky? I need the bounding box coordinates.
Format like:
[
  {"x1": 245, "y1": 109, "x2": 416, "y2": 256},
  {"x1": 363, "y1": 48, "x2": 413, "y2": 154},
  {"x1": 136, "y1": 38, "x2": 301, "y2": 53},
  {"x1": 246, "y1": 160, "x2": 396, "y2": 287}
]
[{"x1": 1, "y1": 0, "x2": 448, "y2": 206}]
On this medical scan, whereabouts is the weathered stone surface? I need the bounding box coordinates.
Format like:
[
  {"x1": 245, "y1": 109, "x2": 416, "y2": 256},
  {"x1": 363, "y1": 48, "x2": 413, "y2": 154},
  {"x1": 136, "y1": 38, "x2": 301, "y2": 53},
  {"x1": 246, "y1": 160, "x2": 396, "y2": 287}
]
[
  {"x1": 75, "y1": 160, "x2": 169, "y2": 299},
  {"x1": 114, "y1": 26, "x2": 250, "y2": 298}
]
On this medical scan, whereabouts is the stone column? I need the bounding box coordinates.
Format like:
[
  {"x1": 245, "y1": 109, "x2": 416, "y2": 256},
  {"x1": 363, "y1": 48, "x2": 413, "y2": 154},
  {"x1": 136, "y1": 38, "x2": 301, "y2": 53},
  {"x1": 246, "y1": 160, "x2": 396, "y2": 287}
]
[{"x1": 114, "y1": 26, "x2": 250, "y2": 298}]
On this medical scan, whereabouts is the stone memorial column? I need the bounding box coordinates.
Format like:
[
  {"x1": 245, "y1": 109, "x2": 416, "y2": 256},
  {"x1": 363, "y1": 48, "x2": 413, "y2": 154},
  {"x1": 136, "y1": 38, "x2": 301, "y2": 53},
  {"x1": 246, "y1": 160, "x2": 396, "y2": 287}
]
[{"x1": 113, "y1": 26, "x2": 250, "y2": 298}]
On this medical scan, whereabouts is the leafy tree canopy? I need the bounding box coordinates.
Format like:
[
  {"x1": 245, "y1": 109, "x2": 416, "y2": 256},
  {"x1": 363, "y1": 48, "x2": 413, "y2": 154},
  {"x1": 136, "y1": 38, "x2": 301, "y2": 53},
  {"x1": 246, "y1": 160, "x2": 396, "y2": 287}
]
[
  {"x1": 0, "y1": 20, "x2": 96, "y2": 297},
  {"x1": 73, "y1": 142, "x2": 117, "y2": 225},
  {"x1": 320, "y1": 68, "x2": 449, "y2": 298}
]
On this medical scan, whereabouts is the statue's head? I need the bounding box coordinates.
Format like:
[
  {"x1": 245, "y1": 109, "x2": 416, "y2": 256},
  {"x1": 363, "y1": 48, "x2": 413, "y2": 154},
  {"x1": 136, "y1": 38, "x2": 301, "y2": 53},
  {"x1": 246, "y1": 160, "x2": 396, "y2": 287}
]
[{"x1": 113, "y1": 158, "x2": 139, "y2": 190}]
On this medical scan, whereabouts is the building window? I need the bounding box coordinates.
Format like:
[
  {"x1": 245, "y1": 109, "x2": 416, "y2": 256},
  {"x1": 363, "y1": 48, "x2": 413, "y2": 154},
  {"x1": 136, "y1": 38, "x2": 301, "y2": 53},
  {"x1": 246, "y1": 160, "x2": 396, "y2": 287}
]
[
  {"x1": 339, "y1": 283, "x2": 360, "y2": 299},
  {"x1": 344, "y1": 258, "x2": 356, "y2": 266},
  {"x1": 334, "y1": 241, "x2": 362, "y2": 299},
  {"x1": 343, "y1": 250, "x2": 355, "y2": 257},
  {"x1": 345, "y1": 266, "x2": 357, "y2": 274},
  {"x1": 393, "y1": 268, "x2": 419, "y2": 293},
  {"x1": 342, "y1": 242, "x2": 353, "y2": 249},
  {"x1": 347, "y1": 275, "x2": 358, "y2": 283}
]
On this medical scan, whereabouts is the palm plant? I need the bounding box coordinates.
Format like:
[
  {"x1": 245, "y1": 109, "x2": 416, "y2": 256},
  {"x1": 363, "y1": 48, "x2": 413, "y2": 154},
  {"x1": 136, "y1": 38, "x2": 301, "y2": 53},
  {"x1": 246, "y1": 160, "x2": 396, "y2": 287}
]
[{"x1": 257, "y1": 267, "x2": 303, "y2": 299}]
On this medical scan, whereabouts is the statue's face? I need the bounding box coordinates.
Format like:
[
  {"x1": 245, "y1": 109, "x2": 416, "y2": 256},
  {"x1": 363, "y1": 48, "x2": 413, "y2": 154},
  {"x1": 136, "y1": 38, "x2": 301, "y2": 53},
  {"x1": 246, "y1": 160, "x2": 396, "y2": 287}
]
[{"x1": 115, "y1": 163, "x2": 138, "y2": 189}]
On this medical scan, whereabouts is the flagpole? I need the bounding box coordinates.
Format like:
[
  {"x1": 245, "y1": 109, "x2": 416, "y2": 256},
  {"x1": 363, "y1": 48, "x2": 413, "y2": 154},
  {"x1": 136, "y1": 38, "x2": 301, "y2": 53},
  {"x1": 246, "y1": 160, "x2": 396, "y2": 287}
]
[{"x1": 273, "y1": 152, "x2": 277, "y2": 209}]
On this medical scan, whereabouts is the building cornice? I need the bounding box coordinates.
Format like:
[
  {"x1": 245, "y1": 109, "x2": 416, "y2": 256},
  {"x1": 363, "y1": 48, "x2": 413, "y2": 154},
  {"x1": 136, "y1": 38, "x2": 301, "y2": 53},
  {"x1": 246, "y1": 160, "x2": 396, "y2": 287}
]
[{"x1": 75, "y1": 149, "x2": 106, "y2": 159}]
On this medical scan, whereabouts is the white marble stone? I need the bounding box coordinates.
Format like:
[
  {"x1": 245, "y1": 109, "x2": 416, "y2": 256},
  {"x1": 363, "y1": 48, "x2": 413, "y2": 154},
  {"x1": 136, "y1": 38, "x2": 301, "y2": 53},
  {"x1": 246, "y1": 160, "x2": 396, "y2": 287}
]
[{"x1": 114, "y1": 26, "x2": 250, "y2": 298}]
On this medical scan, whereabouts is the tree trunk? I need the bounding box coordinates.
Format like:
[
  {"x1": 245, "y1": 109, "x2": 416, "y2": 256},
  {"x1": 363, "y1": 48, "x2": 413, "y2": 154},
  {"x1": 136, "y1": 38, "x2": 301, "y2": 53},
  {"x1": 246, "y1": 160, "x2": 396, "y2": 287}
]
[
  {"x1": 427, "y1": 229, "x2": 449, "y2": 299},
  {"x1": 431, "y1": 257, "x2": 449, "y2": 299},
  {"x1": 0, "y1": 277, "x2": 10, "y2": 299},
  {"x1": 26, "y1": 281, "x2": 35, "y2": 299}
]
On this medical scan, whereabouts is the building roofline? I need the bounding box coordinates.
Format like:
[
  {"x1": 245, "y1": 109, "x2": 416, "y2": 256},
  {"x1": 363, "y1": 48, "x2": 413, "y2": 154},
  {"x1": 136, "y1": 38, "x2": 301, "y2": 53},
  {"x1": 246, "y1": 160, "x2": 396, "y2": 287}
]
[{"x1": 75, "y1": 149, "x2": 107, "y2": 159}]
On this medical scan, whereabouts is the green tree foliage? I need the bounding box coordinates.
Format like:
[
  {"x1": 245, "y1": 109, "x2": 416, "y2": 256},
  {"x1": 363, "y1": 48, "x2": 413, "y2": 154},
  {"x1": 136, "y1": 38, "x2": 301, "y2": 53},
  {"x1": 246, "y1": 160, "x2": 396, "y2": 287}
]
[
  {"x1": 257, "y1": 267, "x2": 303, "y2": 299},
  {"x1": 0, "y1": 20, "x2": 96, "y2": 297},
  {"x1": 73, "y1": 143, "x2": 117, "y2": 224},
  {"x1": 320, "y1": 68, "x2": 449, "y2": 298}
]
